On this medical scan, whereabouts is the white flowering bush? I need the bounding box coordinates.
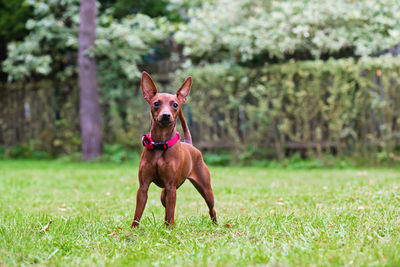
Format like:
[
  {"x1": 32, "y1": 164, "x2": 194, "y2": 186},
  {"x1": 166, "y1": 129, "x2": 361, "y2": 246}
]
[
  {"x1": 174, "y1": 0, "x2": 400, "y2": 63},
  {"x1": 2, "y1": 0, "x2": 172, "y2": 82}
]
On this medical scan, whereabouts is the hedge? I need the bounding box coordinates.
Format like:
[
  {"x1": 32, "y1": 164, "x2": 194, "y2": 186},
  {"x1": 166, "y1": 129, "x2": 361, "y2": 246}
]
[
  {"x1": 172, "y1": 57, "x2": 400, "y2": 160},
  {"x1": 1, "y1": 56, "x2": 399, "y2": 160}
]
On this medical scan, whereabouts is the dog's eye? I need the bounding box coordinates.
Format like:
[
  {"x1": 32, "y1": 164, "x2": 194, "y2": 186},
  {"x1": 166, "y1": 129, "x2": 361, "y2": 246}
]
[
  {"x1": 153, "y1": 101, "x2": 160, "y2": 107},
  {"x1": 173, "y1": 103, "x2": 178, "y2": 108}
]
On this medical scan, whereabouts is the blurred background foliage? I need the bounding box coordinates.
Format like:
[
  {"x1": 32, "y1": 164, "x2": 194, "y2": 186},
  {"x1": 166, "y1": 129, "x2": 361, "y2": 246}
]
[
  {"x1": 175, "y1": 0, "x2": 400, "y2": 64},
  {"x1": 0, "y1": 0, "x2": 399, "y2": 165}
]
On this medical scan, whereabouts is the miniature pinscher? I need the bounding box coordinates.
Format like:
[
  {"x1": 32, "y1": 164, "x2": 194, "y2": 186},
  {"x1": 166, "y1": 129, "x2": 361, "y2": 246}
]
[{"x1": 131, "y1": 72, "x2": 217, "y2": 228}]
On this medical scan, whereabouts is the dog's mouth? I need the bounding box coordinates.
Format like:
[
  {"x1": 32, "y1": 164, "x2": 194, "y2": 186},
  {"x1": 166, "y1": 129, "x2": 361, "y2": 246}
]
[{"x1": 158, "y1": 118, "x2": 172, "y2": 126}]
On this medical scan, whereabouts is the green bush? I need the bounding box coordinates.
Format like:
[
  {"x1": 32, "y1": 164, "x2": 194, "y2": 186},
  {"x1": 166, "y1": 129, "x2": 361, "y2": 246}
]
[
  {"x1": 203, "y1": 153, "x2": 231, "y2": 166},
  {"x1": 173, "y1": 56, "x2": 400, "y2": 161},
  {"x1": 0, "y1": 146, "x2": 5, "y2": 158},
  {"x1": 2, "y1": 141, "x2": 51, "y2": 159},
  {"x1": 102, "y1": 144, "x2": 140, "y2": 164},
  {"x1": 2, "y1": 56, "x2": 400, "y2": 164},
  {"x1": 255, "y1": 154, "x2": 354, "y2": 169}
]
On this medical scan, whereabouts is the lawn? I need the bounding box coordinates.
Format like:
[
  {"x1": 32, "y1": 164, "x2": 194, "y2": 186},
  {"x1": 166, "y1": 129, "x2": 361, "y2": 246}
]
[{"x1": 1, "y1": 160, "x2": 400, "y2": 266}]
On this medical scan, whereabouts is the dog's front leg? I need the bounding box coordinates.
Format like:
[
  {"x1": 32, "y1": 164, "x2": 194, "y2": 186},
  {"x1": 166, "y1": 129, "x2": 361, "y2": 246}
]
[
  {"x1": 131, "y1": 182, "x2": 149, "y2": 228},
  {"x1": 164, "y1": 185, "x2": 177, "y2": 227}
]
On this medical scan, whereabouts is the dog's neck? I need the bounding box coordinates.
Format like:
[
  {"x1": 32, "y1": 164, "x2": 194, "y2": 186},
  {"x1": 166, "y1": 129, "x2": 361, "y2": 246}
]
[{"x1": 150, "y1": 117, "x2": 177, "y2": 142}]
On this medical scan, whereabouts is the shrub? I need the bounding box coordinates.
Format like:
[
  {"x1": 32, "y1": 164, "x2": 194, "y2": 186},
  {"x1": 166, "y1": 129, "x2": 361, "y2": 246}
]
[
  {"x1": 172, "y1": 56, "x2": 400, "y2": 160},
  {"x1": 175, "y1": 0, "x2": 400, "y2": 63}
]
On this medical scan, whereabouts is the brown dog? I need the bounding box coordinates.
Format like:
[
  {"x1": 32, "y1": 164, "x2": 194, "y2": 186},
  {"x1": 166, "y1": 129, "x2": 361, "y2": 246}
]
[{"x1": 131, "y1": 72, "x2": 217, "y2": 228}]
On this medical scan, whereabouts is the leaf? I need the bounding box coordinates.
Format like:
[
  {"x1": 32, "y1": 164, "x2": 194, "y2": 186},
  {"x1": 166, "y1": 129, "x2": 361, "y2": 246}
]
[{"x1": 40, "y1": 220, "x2": 52, "y2": 233}]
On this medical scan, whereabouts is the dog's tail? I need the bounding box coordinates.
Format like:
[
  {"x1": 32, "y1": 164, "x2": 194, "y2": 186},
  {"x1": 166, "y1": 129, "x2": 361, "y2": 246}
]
[{"x1": 179, "y1": 109, "x2": 192, "y2": 144}]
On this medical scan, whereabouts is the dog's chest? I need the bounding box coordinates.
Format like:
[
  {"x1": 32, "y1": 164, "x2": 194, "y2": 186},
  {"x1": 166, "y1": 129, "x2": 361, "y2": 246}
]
[
  {"x1": 144, "y1": 150, "x2": 174, "y2": 170},
  {"x1": 152, "y1": 152, "x2": 186, "y2": 186}
]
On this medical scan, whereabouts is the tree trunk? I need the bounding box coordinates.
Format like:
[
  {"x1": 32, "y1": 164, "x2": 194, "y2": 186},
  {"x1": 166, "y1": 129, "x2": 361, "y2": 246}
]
[{"x1": 78, "y1": 0, "x2": 102, "y2": 160}]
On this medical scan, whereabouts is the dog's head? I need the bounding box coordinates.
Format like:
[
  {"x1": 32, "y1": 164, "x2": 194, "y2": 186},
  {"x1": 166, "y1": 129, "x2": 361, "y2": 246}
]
[{"x1": 141, "y1": 71, "x2": 191, "y2": 127}]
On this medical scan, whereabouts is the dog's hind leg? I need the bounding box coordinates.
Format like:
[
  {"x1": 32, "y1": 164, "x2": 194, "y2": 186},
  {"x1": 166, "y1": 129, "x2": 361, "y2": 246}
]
[
  {"x1": 188, "y1": 161, "x2": 217, "y2": 223},
  {"x1": 160, "y1": 188, "x2": 168, "y2": 222},
  {"x1": 160, "y1": 188, "x2": 166, "y2": 207}
]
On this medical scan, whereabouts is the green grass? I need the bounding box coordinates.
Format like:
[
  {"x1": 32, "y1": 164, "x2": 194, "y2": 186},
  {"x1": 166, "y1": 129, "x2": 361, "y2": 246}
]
[{"x1": 1, "y1": 160, "x2": 400, "y2": 266}]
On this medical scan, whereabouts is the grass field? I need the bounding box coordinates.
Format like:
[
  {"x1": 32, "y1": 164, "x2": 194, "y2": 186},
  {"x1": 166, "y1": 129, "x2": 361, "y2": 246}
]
[{"x1": 1, "y1": 160, "x2": 400, "y2": 266}]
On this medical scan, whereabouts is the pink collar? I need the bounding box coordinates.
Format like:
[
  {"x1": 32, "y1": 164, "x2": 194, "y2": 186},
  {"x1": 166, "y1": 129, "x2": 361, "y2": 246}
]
[{"x1": 142, "y1": 132, "x2": 180, "y2": 150}]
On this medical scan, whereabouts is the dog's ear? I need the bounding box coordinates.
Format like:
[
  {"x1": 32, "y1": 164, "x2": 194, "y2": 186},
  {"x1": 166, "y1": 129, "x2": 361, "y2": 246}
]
[
  {"x1": 141, "y1": 71, "x2": 158, "y2": 103},
  {"x1": 176, "y1": 76, "x2": 192, "y2": 104}
]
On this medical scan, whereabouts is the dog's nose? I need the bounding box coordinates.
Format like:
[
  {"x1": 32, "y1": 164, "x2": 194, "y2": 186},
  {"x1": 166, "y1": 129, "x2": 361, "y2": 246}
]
[{"x1": 162, "y1": 113, "x2": 171, "y2": 120}]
